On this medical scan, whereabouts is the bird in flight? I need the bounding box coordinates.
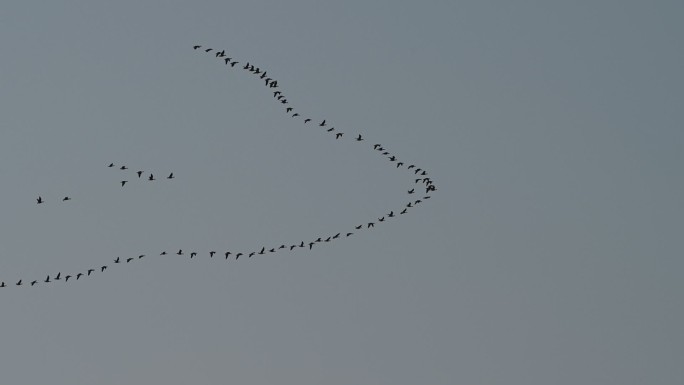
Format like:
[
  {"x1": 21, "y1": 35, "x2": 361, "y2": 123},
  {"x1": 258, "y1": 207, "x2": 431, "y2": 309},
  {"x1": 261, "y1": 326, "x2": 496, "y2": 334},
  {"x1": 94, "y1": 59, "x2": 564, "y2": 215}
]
[
  {"x1": 335, "y1": 133, "x2": 343, "y2": 139},
  {"x1": 76, "y1": 273, "x2": 83, "y2": 280},
  {"x1": 63, "y1": 196, "x2": 71, "y2": 201},
  {"x1": 304, "y1": 118, "x2": 311, "y2": 123},
  {"x1": 44, "y1": 275, "x2": 51, "y2": 283},
  {"x1": 16, "y1": 280, "x2": 22, "y2": 286},
  {"x1": 114, "y1": 257, "x2": 120, "y2": 263},
  {"x1": 210, "y1": 251, "x2": 216, "y2": 258},
  {"x1": 0, "y1": 282, "x2": 5, "y2": 288},
  {"x1": 55, "y1": 272, "x2": 61, "y2": 280},
  {"x1": 108, "y1": 163, "x2": 115, "y2": 167},
  {"x1": 148, "y1": 174, "x2": 155, "y2": 181},
  {"x1": 31, "y1": 280, "x2": 38, "y2": 286},
  {"x1": 64, "y1": 275, "x2": 72, "y2": 282},
  {"x1": 126, "y1": 257, "x2": 134, "y2": 263},
  {"x1": 121, "y1": 181, "x2": 128, "y2": 187},
  {"x1": 193, "y1": 45, "x2": 201, "y2": 50},
  {"x1": 37, "y1": 196, "x2": 43, "y2": 204},
  {"x1": 356, "y1": 134, "x2": 363, "y2": 141},
  {"x1": 137, "y1": 171, "x2": 143, "y2": 178},
  {"x1": 120, "y1": 165, "x2": 128, "y2": 170},
  {"x1": 101, "y1": 266, "x2": 107, "y2": 272},
  {"x1": 167, "y1": 173, "x2": 174, "y2": 179}
]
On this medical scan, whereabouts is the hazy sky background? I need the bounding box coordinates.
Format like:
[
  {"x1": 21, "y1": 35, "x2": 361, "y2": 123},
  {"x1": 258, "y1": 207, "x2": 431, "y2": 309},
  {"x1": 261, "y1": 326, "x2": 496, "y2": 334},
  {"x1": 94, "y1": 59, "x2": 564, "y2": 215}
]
[{"x1": 1, "y1": 1, "x2": 682, "y2": 384}]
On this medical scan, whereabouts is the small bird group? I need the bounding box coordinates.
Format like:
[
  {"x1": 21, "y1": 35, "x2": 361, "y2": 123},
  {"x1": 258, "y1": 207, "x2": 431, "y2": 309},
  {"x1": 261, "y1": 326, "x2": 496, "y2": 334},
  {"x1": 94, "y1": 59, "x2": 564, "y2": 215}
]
[{"x1": 107, "y1": 163, "x2": 175, "y2": 187}]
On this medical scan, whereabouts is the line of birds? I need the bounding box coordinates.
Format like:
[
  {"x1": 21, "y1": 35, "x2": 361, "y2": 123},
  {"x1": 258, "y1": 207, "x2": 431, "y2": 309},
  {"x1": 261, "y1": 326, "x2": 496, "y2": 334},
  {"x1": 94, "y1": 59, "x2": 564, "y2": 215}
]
[
  {"x1": 1, "y1": 44, "x2": 437, "y2": 290},
  {"x1": 35, "y1": 166, "x2": 176, "y2": 204}
]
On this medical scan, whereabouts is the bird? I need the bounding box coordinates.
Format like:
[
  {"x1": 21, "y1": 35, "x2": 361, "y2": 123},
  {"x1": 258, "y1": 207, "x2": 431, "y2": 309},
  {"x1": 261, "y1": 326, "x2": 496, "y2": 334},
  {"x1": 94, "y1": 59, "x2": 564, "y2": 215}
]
[
  {"x1": 333, "y1": 233, "x2": 340, "y2": 239},
  {"x1": 389, "y1": 156, "x2": 396, "y2": 161},
  {"x1": 279, "y1": 245, "x2": 286, "y2": 249},
  {"x1": 327, "y1": 127, "x2": 335, "y2": 132},
  {"x1": 137, "y1": 171, "x2": 143, "y2": 178},
  {"x1": 309, "y1": 242, "x2": 314, "y2": 250},
  {"x1": 407, "y1": 165, "x2": 415, "y2": 169},
  {"x1": 223, "y1": 251, "x2": 231, "y2": 259},
  {"x1": 16, "y1": 280, "x2": 22, "y2": 286},
  {"x1": 290, "y1": 245, "x2": 297, "y2": 250},
  {"x1": 324, "y1": 237, "x2": 331, "y2": 242},
  {"x1": 408, "y1": 189, "x2": 414, "y2": 194},
  {"x1": 346, "y1": 232, "x2": 354, "y2": 237},
  {"x1": 76, "y1": 273, "x2": 83, "y2": 280},
  {"x1": 44, "y1": 275, "x2": 51, "y2": 283},
  {"x1": 388, "y1": 211, "x2": 395, "y2": 217},
  {"x1": 300, "y1": 241, "x2": 305, "y2": 248},
  {"x1": 356, "y1": 134, "x2": 363, "y2": 141},
  {"x1": 269, "y1": 248, "x2": 275, "y2": 253},
  {"x1": 379, "y1": 217, "x2": 385, "y2": 222},
  {"x1": 63, "y1": 196, "x2": 71, "y2": 201},
  {"x1": 230, "y1": 61, "x2": 238, "y2": 67},
  {"x1": 167, "y1": 173, "x2": 174, "y2": 179},
  {"x1": 37, "y1": 196, "x2": 43, "y2": 204},
  {"x1": 126, "y1": 257, "x2": 134, "y2": 263},
  {"x1": 292, "y1": 113, "x2": 300, "y2": 117},
  {"x1": 304, "y1": 118, "x2": 311, "y2": 123},
  {"x1": 121, "y1": 181, "x2": 127, "y2": 187},
  {"x1": 31, "y1": 280, "x2": 38, "y2": 286},
  {"x1": 335, "y1": 133, "x2": 343, "y2": 139},
  {"x1": 120, "y1": 165, "x2": 128, "y2": 170},
  {"x1": 114, "y1": 257, "x2": 120, "y2": 263},
  {"x1": 400, "y1": 208, "x2": 407, "y2": 214},
  {"x1": 108, "y1": 163, "x2": 115, "y2": 167},
  {"x1": 367, "y1": 222, "x2": 375, "y2": 228},
  {"x1": 406, "y1": 202, "x2": 413, "y2": 208},
  {"x1": 101, "y1": 266, "x2": 107, "y2": 272},
  {"x1": 160, "y1": 251, "x2": 167, "y2": 255},
  {"x1": 224, "y1": 57, "x2": 230, "y2": 64},
  {"x1": 55, "y1": 272, "x2": 61, "y2": 280},
  {"x1": 355, "y1": 225, "x2": 363, "y2": 229},
  {"x1": 148, "y1": 174, "x2": 155, "y2": 181},
  {"x1": 138, "y1": 255, "x2": 145, "y2": 259},
  {"x1": 373, "y1": 144, "x2": 381, "y2": 149},
  {"x1": 319, "y1": 120, "x2": 326, "y2": 127},
  {"x1": 177, "y1": 249, "x2": 183, "y2": 255},
  {"x1": 193, "y1": 45, "x2": 201, "y2": 50},
  {"x1": 64, "y1": 275, "x2": 72, "y2": 282},
  {"x1": 205, "y1": 48, "x2": 213, "y2": 52},
  {"x1": 259, "y1": 247, "x2": 265, "y2": 255},
  {"x1": 190, "y1": 252, "x2": 197, "y2": 258},
  {"x1": 286, "y1": 107, "x2": 293, "y2": 113},
  {"x1": 0, "y1": 282, "x2": 5, "y2": 287},
  {"x1": 87, "y1": 269, "x2": 95, "y2": 275},
  {"x1": 249, "y1": 252, "x2": 255, "y2": 258},
  {"x1": 210, "y1": 251, "x2": 216, "y2": 258},
  {"x1": 397, "y1": 162, "x2": 404, "y2": 168},
  {"x1": 235, "y1": 252, "x2": 243, "y2": 259}
]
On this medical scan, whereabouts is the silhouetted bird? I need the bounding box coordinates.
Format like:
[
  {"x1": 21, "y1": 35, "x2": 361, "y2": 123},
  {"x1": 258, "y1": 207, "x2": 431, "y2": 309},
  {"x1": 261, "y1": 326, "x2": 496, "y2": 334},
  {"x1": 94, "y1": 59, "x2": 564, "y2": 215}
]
[
  {"x1": 368, "y1": 222, "x2": 375, "y2": 228},
  {"x1": 148, "y1": 174, "x2": 155, "y2": 181},
  {"x1": 230, "y1": 61, "x2": 238, "y2": 67},
  {"x1": 319, "y1": 120, "x2": 326, "y2": 127},
  {"x1": 138, "y1": 255, "x2": 145, "y2": 260},
  {"x1": 120, "y1": 165, "x2": 128, "y2": 170},
  {"x1": 356, "y1": 134, "x2": 363, "y2": 141},
  {"x1": 397, "y1": 162, "x2": 404, "y2": 168},
  {"x1": 126, "y1": 258, "x2": 134, "y2": 263},
  {"x1": 108, "y1": 163, "x2": 115, "y2": 167},
  {"x1": 205, "y1": 48, "x2": 213, "y2": 52},
  {"x1": 408, "y1": 165, "x2": 415, "y2": 169},
  {"x1": 327, "y1": 127, "x2": 335, "y2": 132},
  {"x1": 121, "y1": 181, "x2": 127, "y2": 187},
  {"x1": 335, "y1": 133, "x2": 343, "y2": 139},
  {"x1": 137, "y1": 171, "x2": 143, "y2": 178},
  {"x1": 389, "y1": 156, "x2": 396, "y2": 161},
  {"x1": 16, "y1": 280, "x2": 22, "y2": 286},
  {"x1": 379, "y1": 217, "x2": 385, "y2": 222},
  {"x1": 324, "y1": 237, "x2": 331, "y2": 242},
  {"x1": 235, "y1": 252, "x2": 243, "y2": 259},
  {"x1": 210, "y1": 251, "x2": 216, "y2": 258},
  {"x1": 290, "y1": 245, "x2": 297, "y2": 250},
  {"x1": 225, "y1": 251, "x2": 231, "y2": 259},
  {"x1": 55, "y1": 272, "x2": 61, "y2": 280},
  {"x1": 286, "y1": 107, "x2": 293, "y2": 113},
  {"x1": 304, "y1": 118, "x2": 311, "y2": 123},
  {"x1": 30, "y1": 280, "x2": 38, "y2": 286},
  {"x1": 37, "y1": 196, "x2": 43, "y2": 204},
  {"x1": 193, "y1": 45, "x2": 201, "y2": 50},
  {"x1": 0, "y1": 282, "x2": 5, "y2": 287},
  {"x1": 65, "y1": 275, "x2": 72, "y2": 282},
  {"x1": 373, "y1": 144, "x2": 381, "y2": 149},
  {"x1": 45, "y1": 275, "x2": 51, "y2": 283},
  {"x1": 76, "y1": 273, "x2": 83, "y2": 280},
  {"x1": 400, "y1": 208, "x2": 407, "y2": 214},
  {"x1": 101, "y1": 265, "x2": 107, "y2": 272},
  {"x1": 167, "y1": 173, "x2": 174, "y2": 179},
  {"x1": 190, "y1": 252, "x2": 197, "y2": 258},
  {"x1": 355, "y1": 225, "x2": 363, "y2": 229},
  {"x1": 388, "y1": 211, "x2": 395, "y2": 217},
  {"x1": 177, "y1": 249, "x2": 183, "y2": 255},
  {"x1": 114, "y1": 257, "x2": 120, "y2": 263},
  {"x1": 309, "y1": 242, "x2": 314, "y2": 250},
  {"x1": 333, "y1": 233, "x2": 340, "y2": 239},
  {"x1": 63, "y1": 196, "x2": 71, "y2": 201},
  {"x1": 408, "y1": 189, "x2": 414, "y2": 194},
  {"x1": 346, "y1": 232, "x2": 354, "y2": 237},
  {"x1": 249, "y1": 252, "x2": 255, "y2": 257},
  {"x1": 259, "y1": 247, "x2": 265, "y2": 255},
  {"x1": 292, "y1": 113, "x2": 300, "y2": 117}
]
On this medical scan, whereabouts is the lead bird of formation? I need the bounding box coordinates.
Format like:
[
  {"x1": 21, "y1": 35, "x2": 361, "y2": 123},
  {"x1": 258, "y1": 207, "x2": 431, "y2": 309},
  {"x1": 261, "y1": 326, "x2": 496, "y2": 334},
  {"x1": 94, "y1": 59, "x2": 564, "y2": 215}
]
[{"x1": 2, "y1": 43, "x2": 437, "y2": 290}]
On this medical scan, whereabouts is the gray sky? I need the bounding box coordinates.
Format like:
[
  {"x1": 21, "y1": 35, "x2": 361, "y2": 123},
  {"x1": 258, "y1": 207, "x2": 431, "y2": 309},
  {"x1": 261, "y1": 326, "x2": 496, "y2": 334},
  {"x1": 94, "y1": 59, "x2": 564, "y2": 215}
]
[{"x1": 1, "y1": 1, "x2": 682, "y2": 384}]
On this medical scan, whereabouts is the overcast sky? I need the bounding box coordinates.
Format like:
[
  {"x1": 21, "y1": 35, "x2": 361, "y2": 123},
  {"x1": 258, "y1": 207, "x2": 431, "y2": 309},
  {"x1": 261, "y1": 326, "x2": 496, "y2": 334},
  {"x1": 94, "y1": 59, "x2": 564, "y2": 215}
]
[{"x1": 1, "y1": 1, "x2": 682, "y2": 384}]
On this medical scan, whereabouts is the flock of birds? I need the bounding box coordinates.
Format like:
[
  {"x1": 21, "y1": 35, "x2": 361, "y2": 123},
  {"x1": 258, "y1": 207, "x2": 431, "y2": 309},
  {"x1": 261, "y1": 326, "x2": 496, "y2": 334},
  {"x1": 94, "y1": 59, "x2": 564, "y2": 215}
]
[{"x1": 1, "y1": 44, "x2": 437, "y2": 289}]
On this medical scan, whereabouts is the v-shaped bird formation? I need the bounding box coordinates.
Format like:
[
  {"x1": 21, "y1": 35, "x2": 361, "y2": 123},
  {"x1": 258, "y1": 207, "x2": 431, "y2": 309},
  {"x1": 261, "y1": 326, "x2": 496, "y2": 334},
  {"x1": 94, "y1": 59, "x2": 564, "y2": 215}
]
[{"x1": 1, "y1": 44, "x2": 437, "y2": 290}]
